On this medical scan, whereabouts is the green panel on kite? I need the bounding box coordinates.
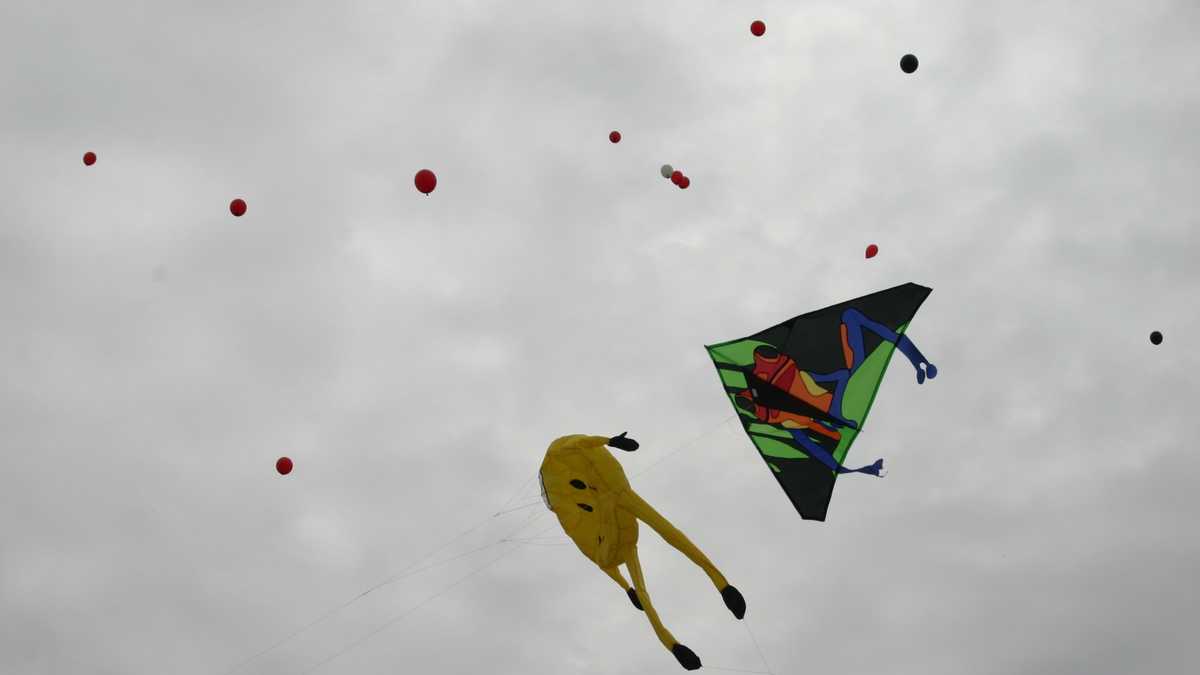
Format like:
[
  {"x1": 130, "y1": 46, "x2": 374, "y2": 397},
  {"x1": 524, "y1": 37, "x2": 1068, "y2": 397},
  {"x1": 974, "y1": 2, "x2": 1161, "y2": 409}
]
[
  {"x1": 751, "y1": 435, "x2": 809, "y2": 460},
  {"x1": 718, "y1": 369, "x2": 748, "y2": 389},
  {"x1": 709, "y1": 340, "x2": 772, "y2": 366},
  {"x1": 746, "y1": 423, "x2": 793, "y2": 440},
  {"x1": 705, "y1": 282, "x2": 934, "y2": 521}
]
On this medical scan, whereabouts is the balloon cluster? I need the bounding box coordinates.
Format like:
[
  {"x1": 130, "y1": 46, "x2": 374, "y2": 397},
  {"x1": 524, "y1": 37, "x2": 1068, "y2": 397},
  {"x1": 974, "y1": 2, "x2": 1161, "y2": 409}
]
[{"x1": 660, "y1": 164, "x2": 690, "y2": 190}]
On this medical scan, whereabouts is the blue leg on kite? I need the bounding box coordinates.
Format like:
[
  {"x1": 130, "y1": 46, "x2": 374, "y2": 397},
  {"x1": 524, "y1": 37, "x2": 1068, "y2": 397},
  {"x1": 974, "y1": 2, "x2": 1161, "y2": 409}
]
[
  {"x1": 787, "y1": 429, "x2": 883, "y2": 477},
  {"x1": 841, "y1": 308, "x2": 938, "y2": 384},
  {"x1": 806, "y1": 369, "x2": 857, "y2": 430}
]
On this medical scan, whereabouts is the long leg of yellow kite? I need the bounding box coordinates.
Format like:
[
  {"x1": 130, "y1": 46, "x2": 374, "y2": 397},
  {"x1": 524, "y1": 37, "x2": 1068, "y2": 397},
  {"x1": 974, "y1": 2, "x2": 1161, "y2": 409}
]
[
  {"x1": 602, "y1": 564, "x2": 630, "y2": 592},
  {"x1": 617, "y1": 488, "x2": 747, "y2": 623},
  {"x1": 624, "y1": 545, "x2": 700, "y2": 670},
  {"x1": 602, "y1": 565, "x2": 643, "y2": 611},
  {"x1": 617, "y1": 489, "x2": 729, "y2": 591}
]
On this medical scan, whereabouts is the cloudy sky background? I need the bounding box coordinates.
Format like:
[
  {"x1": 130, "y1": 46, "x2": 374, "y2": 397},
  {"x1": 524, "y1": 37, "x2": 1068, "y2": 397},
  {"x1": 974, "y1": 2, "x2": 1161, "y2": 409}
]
[{"x1": 3, "y1": 0, "x2": 1199, "y2": 673}]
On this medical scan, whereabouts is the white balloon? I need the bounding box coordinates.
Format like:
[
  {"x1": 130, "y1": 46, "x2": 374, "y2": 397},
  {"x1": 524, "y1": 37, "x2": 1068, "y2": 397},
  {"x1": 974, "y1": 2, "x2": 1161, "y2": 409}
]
[{"x1": 660, "y1": 164, "x2": 674, "y2": 179}]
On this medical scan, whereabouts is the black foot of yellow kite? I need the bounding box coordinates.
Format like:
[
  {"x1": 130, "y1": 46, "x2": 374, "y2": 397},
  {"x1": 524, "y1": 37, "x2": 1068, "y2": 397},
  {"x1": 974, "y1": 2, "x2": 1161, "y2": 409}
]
[
  {"x1": 539, "y1": 434, "x2": 742, "y2": 670},
  {"x1": 721, "y1": 585, "x2": 746, "y2": 619},
  {"x1": 627, "y1": 587, "x2": 644, "y2": 611},
  {"x1": 672, "y1": 643, "x2": 702, "y2": 670}
]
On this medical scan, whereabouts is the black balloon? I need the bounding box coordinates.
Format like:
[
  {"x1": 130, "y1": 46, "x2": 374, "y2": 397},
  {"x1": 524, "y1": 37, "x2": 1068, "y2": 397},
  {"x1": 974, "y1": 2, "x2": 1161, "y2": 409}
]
[
  {"x1": 900, "y1": 54, "x2": 919, "y2": 73},
  {"x1": 1150, "y1": 331, "x2": 1163, "y2": 345}
]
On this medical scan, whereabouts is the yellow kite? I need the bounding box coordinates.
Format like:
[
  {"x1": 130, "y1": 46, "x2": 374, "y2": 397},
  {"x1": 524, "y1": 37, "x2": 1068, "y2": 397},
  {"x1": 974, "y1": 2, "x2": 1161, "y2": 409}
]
[{"x1": 539, "y1": 433, "x2": 745, "y2": 671}]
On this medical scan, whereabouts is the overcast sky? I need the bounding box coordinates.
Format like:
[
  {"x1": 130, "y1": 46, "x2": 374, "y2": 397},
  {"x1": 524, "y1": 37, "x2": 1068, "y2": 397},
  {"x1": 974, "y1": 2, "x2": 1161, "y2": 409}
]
[{"x1": 3, "y1": 1, "x2": 1199, "y2": 673}]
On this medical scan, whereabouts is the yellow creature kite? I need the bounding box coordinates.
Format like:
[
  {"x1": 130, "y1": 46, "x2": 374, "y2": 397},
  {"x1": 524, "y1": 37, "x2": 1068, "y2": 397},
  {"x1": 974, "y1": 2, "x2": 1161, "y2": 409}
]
[{"x1": 539, "y1": 433, "x2": 746, "y2": 671}]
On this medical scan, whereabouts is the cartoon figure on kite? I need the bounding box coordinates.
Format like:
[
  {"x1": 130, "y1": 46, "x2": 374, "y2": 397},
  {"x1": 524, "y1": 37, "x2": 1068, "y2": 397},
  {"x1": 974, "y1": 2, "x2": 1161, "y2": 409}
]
[
  {"x1": 707, "y1": 282, "x2": 939, "y2": 521},
  {"x1": 733, "y1": 306, "x2": 937, "y2": 477},
  {"x1": 540, "y1": 433, "x2": 745, "y2": 671}
]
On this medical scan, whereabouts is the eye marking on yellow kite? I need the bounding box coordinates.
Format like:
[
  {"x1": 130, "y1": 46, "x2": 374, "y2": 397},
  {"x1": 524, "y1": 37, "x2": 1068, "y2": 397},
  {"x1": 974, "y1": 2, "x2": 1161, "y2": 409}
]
[{"x1": 539, "y1": 432, "x2": 745, "y2": 671}]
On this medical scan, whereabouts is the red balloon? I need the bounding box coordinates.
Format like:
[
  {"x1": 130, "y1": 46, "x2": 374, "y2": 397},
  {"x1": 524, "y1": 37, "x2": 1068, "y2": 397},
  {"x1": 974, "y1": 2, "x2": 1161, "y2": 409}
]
[
  {"x1": 670, "y1": 170, "x2": 683, "y2": 185},
  {"x1": 414, "y1": 169, "x2": 437, "y2": 195},
  {"x1": 751, "y1": 20, "x2": 766, "y2": 37},
  {"x1": 865, "y1": 244, "x2": 879, "y2": 258},
  {"x1": 678, "y1": 176, "x2": 691, "y2": 189},
  {"x1": 609, "y1": 130, "x2": 621, "y2": 143},
  {"x1": 230, "y1": 198, "x2": 247, "y2": 217},
  {"x1": 276, "y1": 457, "x2": 293, "y2": 475},
  {"x1": 82, "y1": 151, "x2": 97, "y2": 166}
]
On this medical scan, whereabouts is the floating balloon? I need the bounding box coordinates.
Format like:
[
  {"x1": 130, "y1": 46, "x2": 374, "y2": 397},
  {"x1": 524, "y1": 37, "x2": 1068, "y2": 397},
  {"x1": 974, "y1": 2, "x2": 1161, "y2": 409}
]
[
  {"x1": 865, "y1": 244, "x2": 878, "y2": 258},
  {"x1": 229, "y1": 198, "x2": 247, "y2": 217},
  {"x1": 900, "y1": 54, "x2": 919, "y2": 74},
  {"x1": 609, "y1": 130, "x2": 622, "y2": 143},
  {"x1": 678, "y1": 176, "x2": 691, "y2": 189},
  {"x1": 750, "y1": 20, "x2": 766, "y2": 37},
  {"x1": 414, "y1": 169, "x2": 437, "y2": 195},
  {"x1": 671, "y1": 170, "x2": 683, "y2": 185},
  {"x1": 276, "y1": 457, "x2": 293, "y2": 475},
  {"x1": 660, "y1": 164, "x2": 674, "y2": 179},
  {"x1": 1150, "y1": 331, "x2": 1163, "y2": 345},
  {"x1": 82, "y1": 151, "x2": 96, "y2": 166}
]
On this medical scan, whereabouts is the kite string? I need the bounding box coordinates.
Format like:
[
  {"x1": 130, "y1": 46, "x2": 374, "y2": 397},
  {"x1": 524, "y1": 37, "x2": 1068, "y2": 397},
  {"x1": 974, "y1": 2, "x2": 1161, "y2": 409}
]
[
  {"x1": 631, "y1": 414, "x2": 738, "y2": 481},
  {"x1": 699, "y1": 615, "x2": 776, "y2": 675},
  {"x1": 744, "y1": 616, "x2": 776, "y2": 675},
  {"x1": 301, "y1": 514, "x2": 560, "y2": 675},
  {"x1": 219, "y1": 528, "x2": 504, "y2": 675},
  {"x1": 351, "y1": 471, "x2": 541, "y2": 600},
  {"x1": 220, "y1": 471, "x2": 542, "y2": 675},
  {"x1": 350, "y1": 476, "x2": 553, "y2": 596},
  {"x1": 491, "y1": 499, "x2": 546, "y2": 516},
  {"x1": 299, "y1": 541, "x2": 526, "y2": 675}
]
